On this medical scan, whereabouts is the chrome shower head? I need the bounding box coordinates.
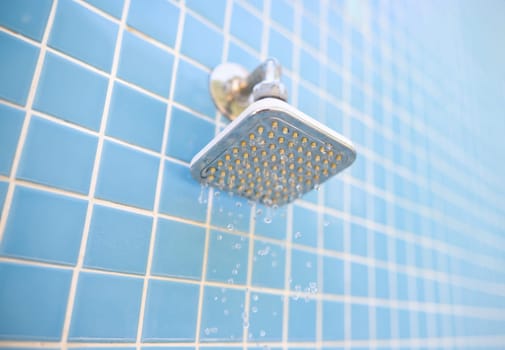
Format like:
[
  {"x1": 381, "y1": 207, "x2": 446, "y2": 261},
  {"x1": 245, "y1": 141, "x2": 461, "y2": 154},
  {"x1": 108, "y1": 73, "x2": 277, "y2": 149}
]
[{"x1": 190, "y1": 60, "x2": 356, "y2": 206}]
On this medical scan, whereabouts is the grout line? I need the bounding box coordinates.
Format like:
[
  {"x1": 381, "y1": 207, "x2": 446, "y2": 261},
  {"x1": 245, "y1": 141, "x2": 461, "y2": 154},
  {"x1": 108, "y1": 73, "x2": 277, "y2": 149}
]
[
  {"x1": 59, "y1": 0, "x2": 130, "y2": 347},
  {"x1": 133, "y1": 0, "x2": 186, "y2": 347},
  {"x1": 0, "y1": 0, "x2": 59, "y2": 242}
]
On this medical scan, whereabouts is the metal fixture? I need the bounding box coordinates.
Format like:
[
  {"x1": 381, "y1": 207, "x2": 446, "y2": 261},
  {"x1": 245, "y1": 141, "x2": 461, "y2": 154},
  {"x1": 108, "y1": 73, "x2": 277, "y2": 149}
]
[{"x1": 190, "y1": 59, "x2": 356, "y2": 206}]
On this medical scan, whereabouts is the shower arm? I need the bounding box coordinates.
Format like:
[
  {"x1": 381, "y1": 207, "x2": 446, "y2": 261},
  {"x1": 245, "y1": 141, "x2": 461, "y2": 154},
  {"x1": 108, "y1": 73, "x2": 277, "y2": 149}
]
[{"x1": 210, "y1": 58, "x2": 288, "y2": 120}]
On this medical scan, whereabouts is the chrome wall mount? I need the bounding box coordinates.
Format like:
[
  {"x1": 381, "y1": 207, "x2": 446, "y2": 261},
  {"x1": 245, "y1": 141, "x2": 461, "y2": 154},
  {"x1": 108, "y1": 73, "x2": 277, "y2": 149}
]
[{"x1": 209, "y1": 58, "x2": 288, "y2": 120}]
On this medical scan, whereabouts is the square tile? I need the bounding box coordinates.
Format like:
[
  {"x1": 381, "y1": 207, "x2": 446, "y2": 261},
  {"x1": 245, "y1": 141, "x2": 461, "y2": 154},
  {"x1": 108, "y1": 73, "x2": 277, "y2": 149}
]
[
  {"x1": 375, "y1": 267, "x2": 389, "y2": 299},
  {"x1": 300, "y1": 49, "x2": 319, "y2": 86},
  {"x1": 0, "y1": 262, "x2": 72, "y2": 340},
  {"x1": 326, "y1": 67, "x2": 343, "y2": 100},
  {"x1": 186, "y1": 0, "x2": 226, "y2": 27},
  {"x1": 228, "y1": 42, "x2": 261, "y2": 71},
  {"x1": 398, "y1": 308, "x2": 410, "y2": 338},
  {"x1": 1, "y1": 186, "x2": 87, "y2": 265},
  {"x1": 84, "y1": 205, "x2": 152, "y2": 274},
  {"x1": 322, "y1": 301, "x2": 344, "y2": 341},
  {"x1": 159, "y1": 160, "x2": 208, "y2": 222},
  {"x1": 297, "y1": 84, "x2": 320, "y2": 120},
  {"x1": 350, "y1": 222, "x2": 367, "y2": 256},
  {"x1": 351, "y1": 303, "x2": 369, "y2": 340},
  {"x1": 210, "y1": 192, "x2": 251, "y2": 233},
  {"x1": 0, "y1": 31, "x2": 39, "y2": 105},
  {"x1": 290, "y1": 248, "x2": 317, "y2": 292},
  {"x1": 322, "y1": 215, "x2": 344, "y2": 252},
  {"x1": 0, "y1": 103, "x2": 24, "y2": 176},
  {"x1": 268, "y1": 28, "x2": 293, "y2": 71},
  {"x1": 85, "y1": 0, "x2": 124, "y2": 18},
  {"x1": 206, "y1": 230, "x2": 249, "y2": 285},
  {"x1": 324, "y1": 177, "x2": 344, "y2": 211},
  {"x1": 151, "y1": 218, "x2": 205, "y2": 280},
  {"x1": 0, "y1": 181, "x2": 7, "y2": 213},
  {"x1": 0, "y1": 0, "x2": 52, "y2": 40},
  {"x1": 252, "y1": 239, "x2": 285, "y2": 289},
  {"x1": 288, "y1": 298, "x2": 316, "y2": 341},
  {"x1": 200, "y1": 286, "x2": 245, "y2": 341},
  {"x1": 351, "y1": 262, "x2": 368, "y2": 297},
  {"x1": 49, "y1": 0, "x2": 118, "y2": 71},
  {"x1": 350, "y1": 184, "x2": 366, "y2": 218},
  {"x1": 248, "y1": 292, "x2": 283, "y2": 341},
  {"x1": 142, "y1": 279, "x2": 199, "y2": 341},
  {"x1": 270, "y1": 0, "x2": 294, "y2": 32},
  {"x1": 396, "y1": 272, "x2": 409, "y2": 300},
  {"x1": 230, "y1": 3, "x2": 262, "y2": 52},
  {"x1": 327, "y1": 37, "x2": 343, "y2": 66},
  {"x1": 375, "y1": 306, "x2": 391, "y2": 339},
  {"x1": 253, "y1": 203, "x2": 287, "y2": 240},
  {"x1": 325, "y1": 102, "x2": 343, "y2": 132},
  {"x1": 95, "y1": 141, "x2": 159, "y2": 209},
  {"x1": 128, "y1": 0, "x2": 179, "y2": 47},
  {"x1": 69, "y1": 272, "x2": 143, "y2": 341},
  {"x1": 17, "y1": 117, "x2": 98, "y2": 194},
  {"x1": 118, "y1": 31, "x2": 174, "y2": 97},
  {"x1": 107, "y1": 82, "x2": 167, "y2": 151},
  {"x1": 301, "y1": 17, "x2": 319, "y2": 49},
  {"x1": 322, "y1": 256, "x2": 344, "y2": 295},
  {"x1": 173, "y1": 59, "x2": 215, "y2": 118},
  {"x1": 166, "y1": 106, "x2": 214, "y2": 162},
  {"x1": 34, "y1": 52, "x2": 108, "y2": 130},
  {"x1": 292, "y1": 205, "x2": 318, "y2": 248},
  {"x1": 180, "y1": 14, "x2": 223, "y2": 68}
]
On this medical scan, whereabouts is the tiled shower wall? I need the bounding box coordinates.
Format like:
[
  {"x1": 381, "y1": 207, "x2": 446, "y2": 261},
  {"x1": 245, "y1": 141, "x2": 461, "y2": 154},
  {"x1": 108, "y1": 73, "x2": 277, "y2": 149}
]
[{"x1": 0, "y1": 0, "x2": 504, "y2": 349}]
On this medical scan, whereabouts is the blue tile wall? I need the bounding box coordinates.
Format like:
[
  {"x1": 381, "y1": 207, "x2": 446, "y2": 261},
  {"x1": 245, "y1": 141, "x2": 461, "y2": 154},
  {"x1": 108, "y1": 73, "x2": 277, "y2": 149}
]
[{"x1": 0, "y1": 0, "x2": 504, "y2": 349}]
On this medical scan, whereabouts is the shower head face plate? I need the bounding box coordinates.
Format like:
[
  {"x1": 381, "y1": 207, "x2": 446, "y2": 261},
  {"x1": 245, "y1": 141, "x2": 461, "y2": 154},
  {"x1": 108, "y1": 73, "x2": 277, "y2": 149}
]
[{"x1": 190, "y1": 98, "x2": 356, "y2": 206}]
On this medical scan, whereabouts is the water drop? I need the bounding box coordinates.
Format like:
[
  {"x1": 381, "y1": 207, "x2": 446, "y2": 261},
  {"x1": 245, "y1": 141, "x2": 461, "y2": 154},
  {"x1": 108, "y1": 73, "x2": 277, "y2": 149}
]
[
  {"x1": 251, "y1": 306, "x2": 258, "y2": 313},
  {"x1": 217, "y1": 234, "x2": 223, "y2": 241},
  {"x1": 252, "y1": 294, "x2": 259, "y2": 301},
  {"x1": 227, "y1": 278, "x2": 234, "y2": 284},
  {"x1": 232, "y1": 243, "x2": 242, "y2": 250},
  {"x1": 296, "y1": 184, "x2": 303, "y2": 192},
  {"x1": 323, "y1": 220, "x2": 330, "y2": 227},
  {"x1": 231, "y1": 268, "x2": 238, "y2": 275},
  {"x1": 242, "y1": 312, "x2": 249, "y2": 329},
  {"x1": 227, "y1": 223, "x2": 234, "y2": 231},
  {"x1": 221, "y1": 297, "x2": 227, "y2": 303},
  {"x1": 314, "y1": 184, "x2": 320, "y2": 191},
  {"x1": 306, "y1": 261, "x2": 312, "y2": 268},
  {"x1": 275, "y1": 184, "x2": 283, "y2": 191},
  {"x1": 271, "y1": 260, "x2": 278, "y2": 267},
  {"x1": 223, "y1": 309, "x2": 229, "y2": 316},
  {"x1": 214, "y1": 191, "x2": 220, "y2": 197},
  {"x1": 236, "y1": 201, "x2": 242, "y2": 208},
  {"x1": 198, "y1": 184, "x2": 208, "y2": 204},
  {"x1": 272, "y1": 311, "x2": 278, "y2": 316},
  {"x1": 309, "y1": 282, "x2": 318, "y2": 294},
  {"x1": 260, "y1": 330, "x2": 266, "y2": 337},
  {"x1": 263, "y1": 216, "x2": 272, "y2": 224},
  {"x1": 213, "y1": 296, "x2": 218, "y2": 301},
  {"x1": 235, "y1": 263, "x2": 241, "y2": 268},
  {"x1": 294, "y1": 231, "x2": 302, "y2": 239},
  {"x1": 256, "y1": 208, "x2": 263, "y2": 216},
  {"x1": 257, "y1": 246, "x2": 271, "y2": 256}
]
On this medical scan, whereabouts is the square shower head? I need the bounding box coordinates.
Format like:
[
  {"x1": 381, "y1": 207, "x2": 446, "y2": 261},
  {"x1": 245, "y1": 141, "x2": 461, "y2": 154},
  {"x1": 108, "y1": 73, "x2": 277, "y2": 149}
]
[{"x1": 190, "y1": 98, "x2": 356, "y2": 206}]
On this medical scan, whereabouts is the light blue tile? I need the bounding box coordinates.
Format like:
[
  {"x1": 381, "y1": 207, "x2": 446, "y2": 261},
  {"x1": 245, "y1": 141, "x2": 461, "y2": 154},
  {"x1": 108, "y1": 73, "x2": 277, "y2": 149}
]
[
  {"x1": 0, "y1": 31, "x2": 39, "y2": 105},
  {"x1": 34, "y1": 52, "x2": 108, "y2": 130},
  {"x1": 375, "y1": 267, "x2": 389, "y2": 299},
  {"x1": 0, "y1": 0, "x2": 52, "y2": 40},
  {"x1": 396, "y1": 238, "x2": 407, "y2": 265},
  {"x1": 142, "y1": 279, "x2": 199, "y2": 341},
  {"x1": 248, "y1": 292, "x2": 283, "y2": 341},
  {"x1": 1, "y1": 186, "x2": 87, "y2": 265},
  {"x1": 327, "y1": 37, "x2": 343, "y2": 66},
  {"x1": 186, "y1": 0, "x2": 226, "y2": 27},
  {"x1": 107, "y1": 82, "x2": 167, "y2": 151},
  {"x1": 374, "y1": 195, "x2": 387, "y2": 224},
  {"x1": 86, "y1": 0, "x2": 124, "y2": 18},
  {"x1": 244, "y1": 0, "x2": 263, "y2": 11},
  {"x1": 351, "y1": 54, "x2": 364, "y2": 83},
  {"x1": 351, "y1": 262, "x2": 368, "y2": 297},
  {"x1": 351, "y1": 303, "x2": 369, "y2": 340},
  {"x1": 18, "y1": 117, "x2": 98, "y2": 194},
  {"x1": 254, "y1": 203, "x2": 287, "y2": 240},
  {"x1": 84, "y1": 205, "x2": 152, "y2": 274},
  {"x1": 324, "y1": 177, "x2": 344, "y2": 211},
  {"x1": 288, "y1": 298, "x2": 316, "y2": 341},
  {"x1": 270, "y1": 0, "x2": 294, "y2": 32},
  {"x1": 268, "y1": 28, "x2": 293, "y2": 70},
  {"x1": 322, "y1": 301, "x2": 344, "y2": 340},
  {"x1": 95, "y1": 141, "x2": 159, "y2": 209},
  {"x1": 211, "y1": 192, "x2": 251, "y2": 233},
  {"x1": 301, "y1": 17, "x2": 319, "y2": 49},
  {"x1": 181, "y1": 14, "x2": 223, "y2": 68},
  {"x1": 300, "y1": 49, "x2": 319, "y2": 86},
  {"x1": 206, "y1": 230, "x2": 249, "y2": 285},
  {"x1": 292, "y1": 205, "x2": 318, "y2": 248},
  {"x1": 350, "y1": 153, "x2": 365, "y2": 181},
  {"x1": 298, "y1": 84, "x2": 320, "y2": 119},
  {"x1": 49, "y1": 0, "x2": 118, "y2": 71},
  {"x1": 200, "y1": 286, "x2": 244, "y2": 341},
  {"x1": 398, "y1": 309, "x2": 410, "y2": 338},
  {"x1": 323, "y1": 256, "x2": 344, "y2": 295},
  {"x1": 375, "y1": 306, "x2": 391, "y2": 339},
  {"x1": 128, "y1": 0, "x2": 179, "y2": 47},
  {"x1": 350, "y1": 83, "x2": 364, "y2": 112},
  {"x1": 118, "y1": 31, "x2": 174, "y2": 97},
  {"x1": 230, "y1": 3, "x2": 262, "y2": 52},
  {"x1": 252, "y1": 239, "x2": 285, "y2": 289},
  {"x1": 69, "y1": 272, "x2": 143, "y2": 341},
  {"x1": 173, "y1": 59, "x2": 215, "y2": 118},
  {"x1": 0, "y1": 104, "x2": 24, "y2": 176},
  {"x1": 350, "y1": 184, "x2": 366, "y2": 218},
  {"x1": 323, "y1": 215, "x2": 344, "y2": 252},
  {"x1": 396, "y1": 272, "x2": 409, "y2": 300},
  {"x1": 325, "y1": 102, "x2": 343, "y2": 132},
  {"x1": 166, "y1": 106, "x2": 214, "y2": 162},
  {"x1": 290, "y1": 248, "x2": 317, "y2": 292},
  {"x1": 0, "y1": 181, "x2": 7, "y2": 212},
  {"x1": 159, "y1": 160, "x2": 208, "y2": 222},
  {"x1": 326, "y1": 68, "x2": 343, "y2": 100},
  {"x1": 350, "y1": 222, "x2": 367, "y2": 256},
  {"x1": 228, "y1": 42, "x2": 261, "y2": 71},
  {"x1": 0, "y1": 262, "x2": 72, "y2": 340},
  {"x1": 151, "y1": 218, "x2": 205, "y2": 280}
]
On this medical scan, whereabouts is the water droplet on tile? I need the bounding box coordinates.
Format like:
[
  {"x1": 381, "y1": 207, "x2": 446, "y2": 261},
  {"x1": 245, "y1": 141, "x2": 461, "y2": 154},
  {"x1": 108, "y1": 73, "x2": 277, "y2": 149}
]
[
  {"x1": 252, "y1": 294, "x2": 259, "y2": 301},
  {"x1": 227, "y1": 223, "x2": 234, "y2": 230},
  {"x1": 223, "y1": 309, "x2": 229, "y2": 316},
  {"x1": 294, "y1": 231, "x2": 302, "y2": 239},
  {"x1": 260, "y1": 330, "x2": 266, "y2": 337},
  {"x1": 217, "y1": 234, "x2": 223, "y2": 241},
  {"x1": 251, "y1": 306, "x2": 258, "y2": 313}
]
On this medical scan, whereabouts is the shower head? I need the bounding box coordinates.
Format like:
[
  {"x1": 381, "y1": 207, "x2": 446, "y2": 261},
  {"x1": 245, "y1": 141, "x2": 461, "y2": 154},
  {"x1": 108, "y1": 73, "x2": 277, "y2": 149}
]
[{"x1": 190, "y1": 59, "x2": 356, "y2": 206}]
